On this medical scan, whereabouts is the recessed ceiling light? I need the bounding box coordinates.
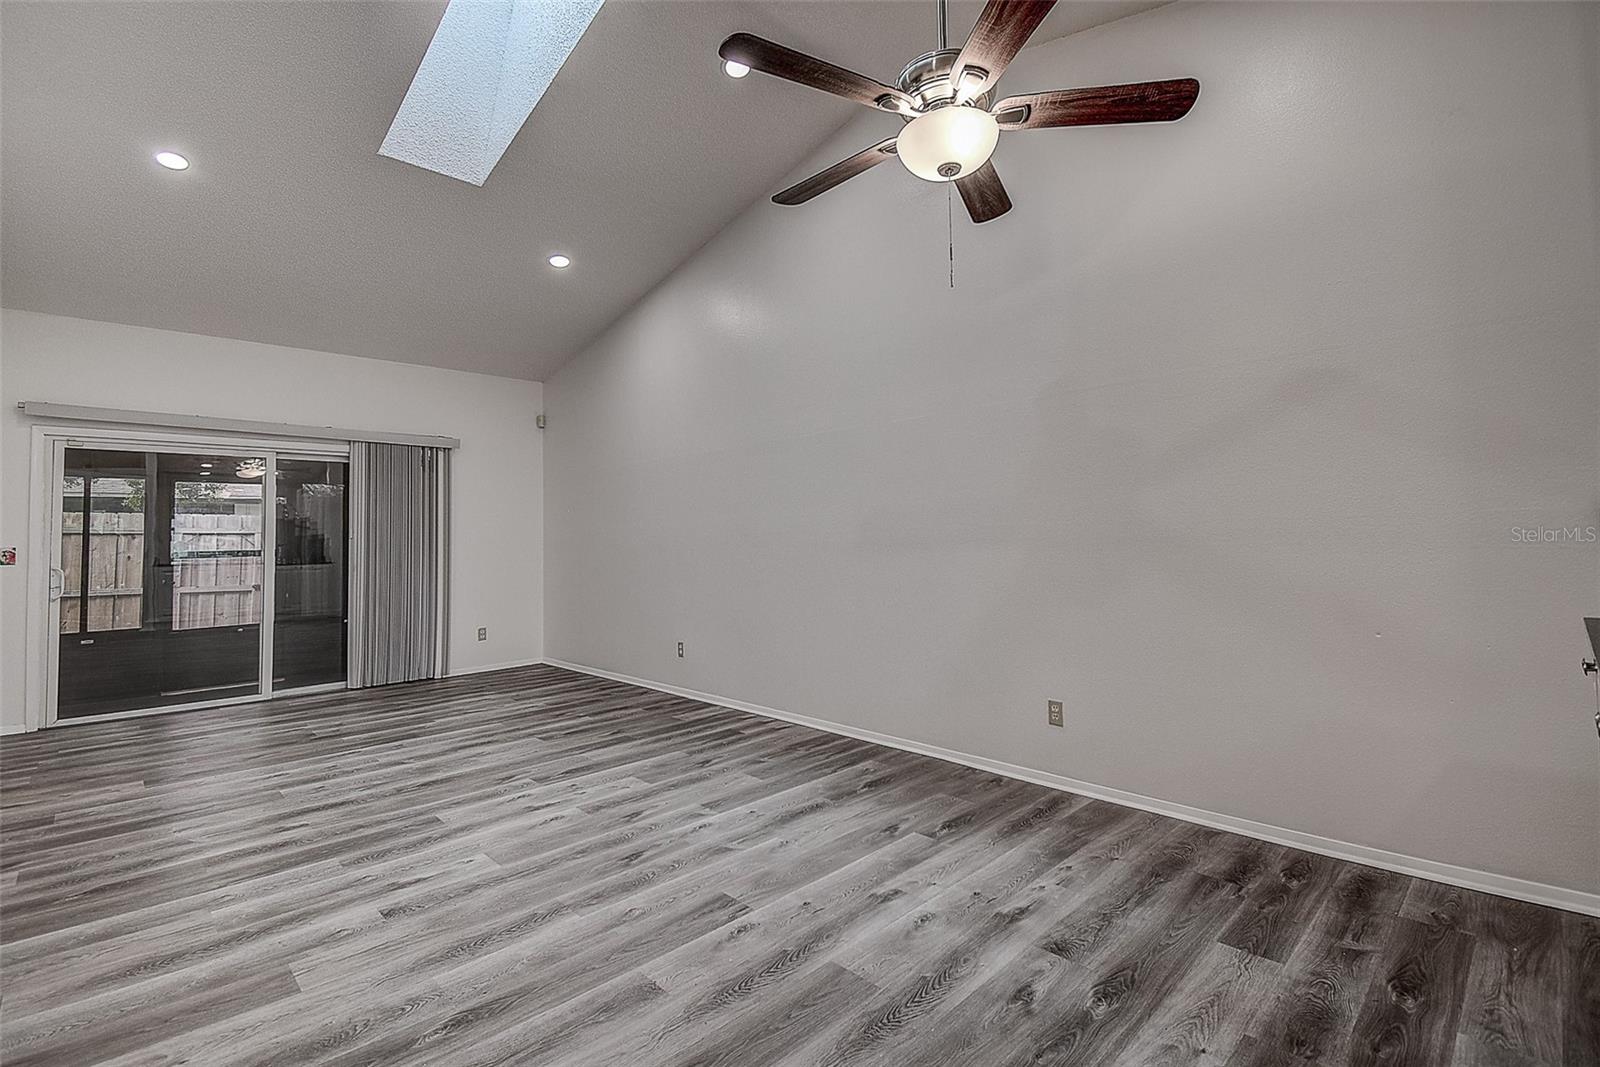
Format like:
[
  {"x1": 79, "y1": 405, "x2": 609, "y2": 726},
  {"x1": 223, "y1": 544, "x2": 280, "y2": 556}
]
[
  {"x1": 723, "y1": 60, "x2": 750, "y2": 79},
  {"x1": 200, "y1": 462, "x2": 213, "y2": 468},
  {"x1": 548, "y1": 254, "x2": 571, "y2": 269},
  {"x1": 154, "y1": 151, "x2": 190, "y2": 171}
]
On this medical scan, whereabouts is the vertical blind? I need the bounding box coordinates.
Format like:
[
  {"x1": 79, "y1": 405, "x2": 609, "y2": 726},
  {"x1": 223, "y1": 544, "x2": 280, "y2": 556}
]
[{"x1": 347, "y1": 442, "x2": 450, "y2": 687}]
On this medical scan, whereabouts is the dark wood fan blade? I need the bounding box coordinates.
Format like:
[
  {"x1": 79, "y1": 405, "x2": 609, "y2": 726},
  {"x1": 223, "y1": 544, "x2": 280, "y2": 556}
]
[
  {"x1": 952, "y1": 1, "x2": 1057, "y2": 104},
  {"x1": 772, "y1": 139, "x2": 899, "y2": 205},
  {"x1": 992, "y1": 78, "x2": 1200, "y2": 129},
  {"x1": 954, "y1": 160, "x2": 1012, "y2": 223},
  {"x1": 720, "y1": 33, "x2": 914, "y2": 114}
]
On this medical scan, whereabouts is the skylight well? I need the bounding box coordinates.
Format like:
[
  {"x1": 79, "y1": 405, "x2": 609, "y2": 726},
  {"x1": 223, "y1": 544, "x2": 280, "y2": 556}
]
[{"x1": 380, "y1": 0, "x2": 605, "y2": 185}]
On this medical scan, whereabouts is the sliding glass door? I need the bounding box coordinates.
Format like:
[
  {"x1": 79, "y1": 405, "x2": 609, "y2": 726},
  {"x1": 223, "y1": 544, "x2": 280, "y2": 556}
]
[{"x1": 52, "y1": 442, "x2": 348, "y2": 722}]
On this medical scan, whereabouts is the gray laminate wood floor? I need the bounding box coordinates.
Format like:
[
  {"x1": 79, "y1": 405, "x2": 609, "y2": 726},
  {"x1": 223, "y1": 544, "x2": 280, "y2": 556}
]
[{"x1": 1, "y1": 665, "x2": 1594, "y2": 1066}]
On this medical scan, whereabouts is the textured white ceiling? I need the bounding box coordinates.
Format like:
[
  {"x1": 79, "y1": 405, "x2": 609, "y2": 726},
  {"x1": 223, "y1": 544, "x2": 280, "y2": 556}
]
[{"x1": 1, "y1": 0, "x2": 1164, "y2": 381}]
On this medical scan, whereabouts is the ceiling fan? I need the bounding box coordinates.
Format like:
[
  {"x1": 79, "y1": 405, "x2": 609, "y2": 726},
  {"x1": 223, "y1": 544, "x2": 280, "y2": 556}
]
[{"x1": 719, "y1": 0, "x2": 1199, "y2": 223}]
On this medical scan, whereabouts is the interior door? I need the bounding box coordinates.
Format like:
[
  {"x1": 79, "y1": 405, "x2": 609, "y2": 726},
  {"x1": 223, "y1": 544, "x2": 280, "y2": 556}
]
[{"x1": 54, "y1": 446, "x2": 269, "y2": 719}]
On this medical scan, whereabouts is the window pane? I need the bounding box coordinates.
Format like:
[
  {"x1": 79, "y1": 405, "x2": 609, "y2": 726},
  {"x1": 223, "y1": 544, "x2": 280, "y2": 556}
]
[
  {"x1": 273, "y1": 459, "x2": 348, "y2": 688},
  {"x1": 87, "y1": 476, "x2": 144, "y2": 631},
  {"x1": 171, "y1": 477, "x2": 263, "y2": 631},
  {"x1": 60, "y1": 470, "x2": 147, "y2": 634}
]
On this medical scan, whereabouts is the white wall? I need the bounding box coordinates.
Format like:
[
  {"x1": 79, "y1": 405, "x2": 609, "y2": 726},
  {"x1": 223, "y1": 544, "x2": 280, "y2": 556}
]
[
  {"x1": 0, "y1": 310, "x2": 544, "y2": 731},
  {"x1": 545, "y1": 1, "x2": 1600, "y2": 897}
]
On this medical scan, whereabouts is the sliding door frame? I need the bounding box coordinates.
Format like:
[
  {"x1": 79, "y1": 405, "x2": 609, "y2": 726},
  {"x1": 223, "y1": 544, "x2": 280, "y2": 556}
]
[{"x1": 24, "y1": 424, "x2": 349, "y2": 731}]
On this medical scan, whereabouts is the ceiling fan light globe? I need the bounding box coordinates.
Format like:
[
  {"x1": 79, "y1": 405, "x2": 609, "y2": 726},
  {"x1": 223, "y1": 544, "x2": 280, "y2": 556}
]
[{"x1": 895, "y1": 106, "x2": 999, "y2": 183}]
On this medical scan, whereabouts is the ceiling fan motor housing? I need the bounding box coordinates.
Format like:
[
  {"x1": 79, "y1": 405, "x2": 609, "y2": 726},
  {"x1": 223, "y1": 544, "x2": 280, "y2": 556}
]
[{"x1": 896, "y1": 49, "x2": 991, "y2": 114}]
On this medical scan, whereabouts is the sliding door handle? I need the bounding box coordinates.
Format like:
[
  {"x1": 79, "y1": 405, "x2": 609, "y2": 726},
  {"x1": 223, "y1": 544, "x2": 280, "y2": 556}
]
[{"x1": 48, "y1": 567, "x2": 64, "y2": 602}]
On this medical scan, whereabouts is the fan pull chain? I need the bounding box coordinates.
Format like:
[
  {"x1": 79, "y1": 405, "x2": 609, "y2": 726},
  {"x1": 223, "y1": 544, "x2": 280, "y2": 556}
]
[{"x1": 947, "y1": 185, "x2": 955, "y2": 288}]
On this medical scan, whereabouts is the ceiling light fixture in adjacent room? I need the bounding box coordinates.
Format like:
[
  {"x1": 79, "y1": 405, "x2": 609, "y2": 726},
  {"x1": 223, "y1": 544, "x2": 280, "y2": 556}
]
[
  {"x1": 723, "y1": 60, "x2": 750, "y2": 78},
  {"x1": 154, "y1": 151, "x2": 190, "y2": 171},
  {"x1": 548, "y1": 254, "x2": 571, "y2": 269}
]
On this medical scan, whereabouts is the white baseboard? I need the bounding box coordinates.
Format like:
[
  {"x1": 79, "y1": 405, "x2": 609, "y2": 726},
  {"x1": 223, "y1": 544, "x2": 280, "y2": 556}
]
[
  {"x1": 449, "y1": 657, "x2": 545, "y2": 679},
  {"x1": 1, "y1": 723, "x2": 30, "y2": 737},
  {"x1": 544, "y1": 658, "x2": 1600, "y2": 918}
]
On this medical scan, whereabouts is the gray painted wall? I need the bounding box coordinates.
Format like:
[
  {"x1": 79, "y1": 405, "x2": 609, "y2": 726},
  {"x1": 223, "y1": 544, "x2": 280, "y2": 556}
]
[{"x1": 544, "y1": 2, "x2": 1600, "y2": 894}]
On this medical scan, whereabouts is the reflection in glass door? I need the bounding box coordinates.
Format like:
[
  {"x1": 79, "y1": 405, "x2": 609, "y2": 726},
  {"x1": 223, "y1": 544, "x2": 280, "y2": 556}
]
[
  {"x1": 273, "y1": 458, "x2": 348, "y2": 689},
  {"x1": 56, "y1": 448, "x2": 266, "y2": 719}
]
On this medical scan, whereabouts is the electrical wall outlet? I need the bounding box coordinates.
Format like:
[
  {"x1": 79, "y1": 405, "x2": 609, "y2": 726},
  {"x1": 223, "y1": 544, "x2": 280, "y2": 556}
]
[
  {"x1": 1047, "y1": 700, "x2": 1064, "y2": 727},
  {"x1": 677, "y1": 641, "x2": 685, "y2": 659},
  {"x1": 477, "y1": 627, "x2": 488, "y2": 641}
]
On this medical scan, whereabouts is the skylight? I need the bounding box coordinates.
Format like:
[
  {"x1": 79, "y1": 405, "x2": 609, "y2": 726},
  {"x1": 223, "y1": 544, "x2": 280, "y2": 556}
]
[{"x1": 380, "y1": 0, "x2": 605, "y2": 186}]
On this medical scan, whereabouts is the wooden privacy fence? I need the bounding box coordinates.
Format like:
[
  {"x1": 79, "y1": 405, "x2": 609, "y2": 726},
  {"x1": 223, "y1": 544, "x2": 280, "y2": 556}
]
[
  {"x1": 60, "y1": 513, "x2": 141, "y2": 632},
  {"x1": 61, "y1": 512, "x2": 263, "y2": 633},
  {"x1": 170, "y1": 514, "x2": 265, "y2": 630}
]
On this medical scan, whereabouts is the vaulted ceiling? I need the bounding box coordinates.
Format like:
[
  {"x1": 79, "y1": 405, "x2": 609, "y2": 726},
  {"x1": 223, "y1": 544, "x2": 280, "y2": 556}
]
[{"x1": 1, "y1": 1, "x2": 1163, "y2": 380}]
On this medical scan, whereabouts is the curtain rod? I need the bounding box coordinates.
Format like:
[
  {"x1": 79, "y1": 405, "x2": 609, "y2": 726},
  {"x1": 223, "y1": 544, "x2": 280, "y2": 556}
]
[{"x1": 16, "y1": 401, "x2": 461, "y2": 450}]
